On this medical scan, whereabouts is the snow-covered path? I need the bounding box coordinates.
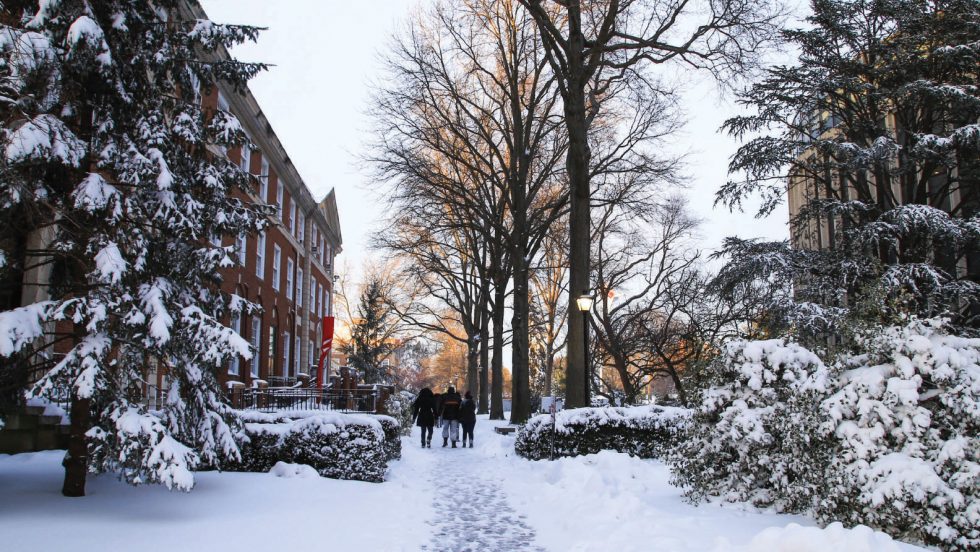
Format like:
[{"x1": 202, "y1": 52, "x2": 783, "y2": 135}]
[{"x1": 416, "y1": 429, "x2": 543, "y2": 552}]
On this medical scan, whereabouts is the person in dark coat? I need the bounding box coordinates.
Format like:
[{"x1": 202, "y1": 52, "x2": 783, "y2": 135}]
[
  {"x1": 439, "y1": 386, "x2": 462, "y2": 448},
  {"x1": 411, "y1": 388, "x2": 437, "y2": 448},
  {"x1": 459, "y1": 390, "x2": 477, "y2": 448}
]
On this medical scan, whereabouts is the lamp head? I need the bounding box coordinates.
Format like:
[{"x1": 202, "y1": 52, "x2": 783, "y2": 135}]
[{"x1": 576, "y1": 291, "x2": 595, "y2": 312}]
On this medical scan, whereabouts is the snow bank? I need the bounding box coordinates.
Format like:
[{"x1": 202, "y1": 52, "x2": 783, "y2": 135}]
[
  {"x1": 268, "y1": 461, "x2": 319, "y2": 479},
  {"x1": 715, "y1": 522, "x2": 910, "y2": 552}
]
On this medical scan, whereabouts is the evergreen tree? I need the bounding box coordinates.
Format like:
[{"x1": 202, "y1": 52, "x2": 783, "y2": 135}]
[
  {"x1": 0, "y1": 1, "x2": 269, "y2": 495},
  {"x1": 714, "y1": 0, "x2": 980, "y2": 335},
  {"x1": 342, "y1": 278, "x2": 397, "y2": 384}
]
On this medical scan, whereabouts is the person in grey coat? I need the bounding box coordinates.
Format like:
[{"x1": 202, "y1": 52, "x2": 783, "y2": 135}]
[{"x1": 439, "y1": 386, "x2": 462, "y2": 448}]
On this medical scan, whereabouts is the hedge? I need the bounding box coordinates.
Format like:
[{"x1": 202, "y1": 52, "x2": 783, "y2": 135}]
[
  {"x1": 223, "y1": 411, "x2": 401, "y2": 482},
  {"x1": 515, "y1": 405, "x2": 690, "y2": 461}
]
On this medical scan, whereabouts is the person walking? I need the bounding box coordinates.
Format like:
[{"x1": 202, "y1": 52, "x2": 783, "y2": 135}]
[
  {"x1": 439, "y1": 386, "x2": 462, "y2": 448},
  {"x1": 411, "y1": 388, "x2": 437, "y2": 448},
  {"x1": 459, "y1": 390, "x2": 476, "y2": 448}
]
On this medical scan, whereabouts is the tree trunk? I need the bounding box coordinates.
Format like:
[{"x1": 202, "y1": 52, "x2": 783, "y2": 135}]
[
  {"x1": 466, "y1": 334, "x2": 479, "y2": 400},
  {"x1": 478, "y1": 302, "x2": 490, "y2": 414},
  {"x1": 544, "y1": 342, "x2": 554, "y2": 398},
  {"x1": 490, "y1": 285, "x2": 506, "y2": 420},
  {"x1": 563, "y1": 68, "x2": 591, "y2": 408},
  {"x1": 668, "y1": 367, "x2": 688, "y2": 406},
  {"x1": 61, "y1": 395, "x2": 91, "y2": 497},
  {"x1": 510, "y1": 242, "x2": 531, "y2": 424}
]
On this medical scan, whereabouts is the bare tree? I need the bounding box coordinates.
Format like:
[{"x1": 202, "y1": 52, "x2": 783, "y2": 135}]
[
  {"x1": 529, "y1": 216, "x2": 568, "y2": 399},
  {"x1": 517, "y1": 0, "x2": 784, "y2": 407}
]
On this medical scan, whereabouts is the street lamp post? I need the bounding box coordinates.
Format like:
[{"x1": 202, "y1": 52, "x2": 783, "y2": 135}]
[{"x1": 575, "y1": 290, "x2": 595, "y2": 407}]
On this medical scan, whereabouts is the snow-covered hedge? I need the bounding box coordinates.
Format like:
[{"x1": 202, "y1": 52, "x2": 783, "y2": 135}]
[
  {"x1": 669, "y1": 319, "x2": 980, "y2": 551},
  {"x1": 225, "y1": 411, "x2": 401, "y2": 482},
  {"x1": 515, "y1": 405, "x2": 689, "y2": 461}
]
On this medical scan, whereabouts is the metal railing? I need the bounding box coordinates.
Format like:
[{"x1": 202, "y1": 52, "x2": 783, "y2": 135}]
[{"x1": 228, "y1": 387, "x2": 380, "y2": 413}]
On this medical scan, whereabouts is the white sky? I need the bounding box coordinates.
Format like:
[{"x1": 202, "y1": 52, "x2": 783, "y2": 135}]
[{"x1": 199, "y1": 0, "x2": 789, "y2": 278}]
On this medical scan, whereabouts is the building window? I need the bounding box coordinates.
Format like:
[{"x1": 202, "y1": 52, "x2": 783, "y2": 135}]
[
  {"x1": 272, "y1": 245, "x2": 281, "y2": 291},
  {"x1": 298, "y1": 212, "x2": 305, "y2": 243},
  {"x1": 283, "y1": 330, "x2": 291, "y2": 378},
  {"x1": 260, "y1": 157, "x2": 270, "y2": 202},
  {"x1": 319, "y1": 235, "x2": 325, "y2": 265},
  {"x1": 286, "y1": 257, "x2": 294, "y2": 301},
  {"x1": 312, "y1": 281, "x2": 318, "y2": 314},
  {"x1": 326, "y1": 288, "x2": 331, "y2": 316},
  {"x1": 309, "y1": 339, "x2": 315, "y2": 372},
  {"x1": 256, "y1": 232, "x2": 266, "y2": 279},
  {"x1": 297, "y1": 268, "x2": 304, "y2": 308},
  {"x1": 294, "y1": 335, "x2": 301, "y2": 375},
  {"x1": 289, "y1": 201, "x2": 297, "y2": 236},
  {"x1": 312, "y1": 225, "x2": 318, "y2": 250},
  {"x1": 236, "y1": 234, "x2": 247, "y2": 266},
  {"x1": 239, "y1": 140, "x2": 251, "y2": 173},
  {"x1": 250, "y1": 317, "x2": 260, "y2": 377},
  {"x1": 276, "y1": 181, "x2": 284, "y2": 220},
  {"x1": 229, "y1": 313, "x2": 241, "y2": 376},
  {"x1": 267, "y1": 326, "x2": 277, "y2": 376}
]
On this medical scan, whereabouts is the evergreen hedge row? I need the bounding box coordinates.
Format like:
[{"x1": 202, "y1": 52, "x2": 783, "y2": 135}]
[
  {"x1": 223, "y1": 411, "x2": 401, "y2": 482},
  {"x1": 515, "y1": 405, "x2": 690, "y2": 461}
]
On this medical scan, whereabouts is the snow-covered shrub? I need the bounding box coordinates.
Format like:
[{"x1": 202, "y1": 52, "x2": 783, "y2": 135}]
[
  {"x1": 515, "y1": 405, "x2": 689, "y2": 461},
  {"x1": 386, "y1": 390, "x2": 415, "y2": 436},
  {"x1": 818, "y1": 319, "x2": 980, "y2": 551},
  {"x1": 225, "y1": 413, "x2": 392, "y2": 483},
  {"x1": 668, "y1": 338, "x2": 832, "y2": 512},
  {"x1": 374, "y1": 415, "x2": 402, "y2": 461}
]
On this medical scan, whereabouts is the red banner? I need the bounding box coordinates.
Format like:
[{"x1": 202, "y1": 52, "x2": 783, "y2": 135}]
[{"x1": 318, "y1": 316, "x2": 335, "y2": 387}]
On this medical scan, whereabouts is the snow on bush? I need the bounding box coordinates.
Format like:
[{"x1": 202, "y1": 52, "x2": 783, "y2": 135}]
[
  {"x1": 670, "y1": 319, "x2": 980, "y2": 551},
  {"x1": 224, "y1": 411, "x2": 400, "y2": 482},
  {"x1": 819, "y1": 319, "x2": 980, "y2": 551},
  {"x1": 516, "y1": 405, "x2": 689, "y2": 461},
  {"x1": 669, "y1": 338, "x2": 832, "y2": 512},
  {"x1": 386, "y1": 390, "x2": 415, "y2": 436}
]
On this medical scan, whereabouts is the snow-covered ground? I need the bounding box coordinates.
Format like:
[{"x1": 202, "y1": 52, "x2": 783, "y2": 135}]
[{"x1": 0, "y1": 415, "x2": 929, "y2": 552}]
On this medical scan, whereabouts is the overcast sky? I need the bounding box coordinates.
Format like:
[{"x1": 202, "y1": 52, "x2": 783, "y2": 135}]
[{"x1": 199, "y1": 0, "x2": 789, "y2": 278}]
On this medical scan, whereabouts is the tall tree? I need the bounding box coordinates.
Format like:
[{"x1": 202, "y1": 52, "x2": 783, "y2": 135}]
[
  {"x1": 0, "y1": 1, "x2": 268, "y2": 495},
  {"x1": 715, "y1": 0, "x2": 980, "y2": 335},
  {"x1": 518, "y1": 0, "x2": 783, "y2": 407}
]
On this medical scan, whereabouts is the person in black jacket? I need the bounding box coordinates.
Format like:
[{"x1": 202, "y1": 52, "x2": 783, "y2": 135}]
[
  {"x1": 459, "y1": 390, "x2": 477, "y2": 448},
  {"x1": 439, "y1": 386, "x2": 462, "y2": 448},
  {"x1": 411, "y1": 388, "x2": 437, "y2": 448}
]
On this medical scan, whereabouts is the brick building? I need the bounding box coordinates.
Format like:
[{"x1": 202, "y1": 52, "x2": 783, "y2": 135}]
[{"x1": 144, "y1": 1, "x2": 343, "y2": 397}]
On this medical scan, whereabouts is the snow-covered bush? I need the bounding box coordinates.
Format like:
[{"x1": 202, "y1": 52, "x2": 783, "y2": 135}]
[
  {"x1": 516, "y1": 405, "x2": 689, "y2": 461},
  {"x1": 226, "y1": 412, "x2": 392, "y2": 483},
  {"x1": 818, "y1": 319, "x2": 980, "y2": 551},
  {"x1": 669, "y1": 319, "x2": 980, "y2": 551},
  {"x1": 668, "y1": 338, "x2": 832, "y2": 512},
  {"x1": 386, "y1": 390, "x2": 415, "y2": 436}
]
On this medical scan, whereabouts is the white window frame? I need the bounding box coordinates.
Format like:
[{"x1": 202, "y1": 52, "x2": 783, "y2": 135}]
[
  {"x1": 216, "y1": 91, "x2": 230, "y2": 156},
  {"x1": 256, "y1": 232, "x2": 266, "y2": 280},
  {"x1": 297, "y1": 268, "x2": 304, "y2": 308},
  {"x1": 260, "y1": 157, "x2": 270, "y2": 202},
  {"x1": 236, "y1": 234, "x2": 247, "y2": 266},
  {"x1": 319, "y1": 235, "x2": 325, "y2": 264},
  {"x1": 229, "y1": 313, "x2": 241, "y2": 376},
  {"x1": 311, "y1": 281, "x2": 318, "y2": 314},
  {"x1": 250, "y1": 317, "x2": 260, "y2": 377},
  {"x1": 239, "y1": 140, "x2": 251, "y2": 173},
  {"x1": 308, "y1": 339, "x2": 315, "y2": 371},
  {"x1": 286, "y1": 257, "x2": 294, "y2": 301},
  {"x1": 294, "y1": 335, "x2": 301, "y2": 375},
  {"x1": 272, "y1": 245, "x2": 281, "y2": 291},
  {"x1": 276, "y1": 181, "x2": 284, "y2": 220},
  {"x1": 289, "y1": 201, "x2": 297, "y2": 236},
  {"x1": 298, "y1": 212, "x2": 305, "y2": 243},
  {"x1": 283, "y1": 330, "x2": 291, "y2": 377}
]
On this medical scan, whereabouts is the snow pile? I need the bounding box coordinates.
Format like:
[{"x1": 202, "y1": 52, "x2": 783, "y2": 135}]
[
  {"x1": 714, "y1": 522, "x2": 908, "y2": 552},
  {"x1": 671, "y1": 318, "x2": 980, "y2": 551},
  {"x1": 516, "y1": 405, "x2": 689, "y2": 460},
  {"x1": 226, "y1": 412, "x2": 399, "y2": 483},
  {"x1": 268, "y1": 461, "x2": 319, "y2": 479}
]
